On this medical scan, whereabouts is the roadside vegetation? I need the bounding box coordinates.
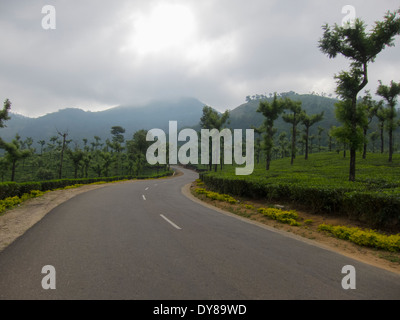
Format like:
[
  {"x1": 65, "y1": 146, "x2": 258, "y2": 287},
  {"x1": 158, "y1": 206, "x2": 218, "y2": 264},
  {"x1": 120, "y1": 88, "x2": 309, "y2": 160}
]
[{"x1": 191, "y1": 175, "x2": 400, "y2": 267}]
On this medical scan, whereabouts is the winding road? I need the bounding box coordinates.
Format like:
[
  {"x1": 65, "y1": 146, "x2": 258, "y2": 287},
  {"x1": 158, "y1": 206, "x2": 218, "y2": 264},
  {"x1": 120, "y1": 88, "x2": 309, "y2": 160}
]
[{"x1": 0, "y1": 167, "x2": 399, "y2": 299}]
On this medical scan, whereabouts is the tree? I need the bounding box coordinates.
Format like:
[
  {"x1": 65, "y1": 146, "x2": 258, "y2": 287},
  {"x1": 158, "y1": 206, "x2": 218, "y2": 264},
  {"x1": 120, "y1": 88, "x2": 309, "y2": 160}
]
[
  {"x1": 328, "y1": 126, "x2": 335, "y2": 152},
  {"x1": 66, "y1": 147, "x2": 84, "y2": 178},
  {"x1": 301, "y1": 111, "x2": 324, "y2": 160},
  {"x1": 319, "y1": 8, "x2": 400, "y2": 181},
  {"x1": 282, "y1": 98, "x2": 304, "y2": 165},
  {"x1": 252, "y1": 126, "x2": 263, "y2": 164},
  {"x1": 200, "y1": 106, "x2": 230, "y2": 171},
  {"x1": 358, "y1": 92, "x2": 380, "y2": 159},
  {"x1": 376, "y1": 80, "x2": 400, "y2": 162},
  {"x1": 278, "y1": 131, "x2": 289, "y2": 159},
  {"x1": 81, "y1": 154, "x2": 92, "y2": 178},
  {"x1": 0, "y1": 134, "x2": 31, "y2": 181},
  {"x1": 317, "y1": 126, "x2": 325, "y2": 152},
  {"x1": 100, "y1": 152, "x2": 112, "y2": 177},
  {"x1": 256, "y1": 94, "x2": 284, "y2": 170},
  {"x1": 331, "y1": 125, "x2": 351, "y2": 158},
  {"x1": 111, "y1": 126, "x2": 125, "y2": 144},
  {"x1": 127, "y1": 130, "x2": 150, "y2": 176},
  {"x1": 110, "y1": 126, "x2": 126, "y2": 175},
  {"x1": 38, "y1": 140, "x2": 46, "y2": 156},
  {"x1": 0, "y1": 99, "x2": 11, "y2": 129},
  {"x1": 369, "y1": 131, "x2": 380, "y2": 153},
  {"x1": 57, "y1": 130, "x2": 68, "y2": 179}
]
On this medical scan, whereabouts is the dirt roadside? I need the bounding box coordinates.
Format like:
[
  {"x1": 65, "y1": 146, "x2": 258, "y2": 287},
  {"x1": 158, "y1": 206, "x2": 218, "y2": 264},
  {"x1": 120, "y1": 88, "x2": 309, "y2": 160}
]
[
  {"x1": 0, "y1": 183, "x2": 109, "y2": 253},
  {"x1": 1, "y1": 172, "x2": 399, "y2": 276},
  {"x1": 0, "y1": 173, "x2": 182, "y2": 253}
]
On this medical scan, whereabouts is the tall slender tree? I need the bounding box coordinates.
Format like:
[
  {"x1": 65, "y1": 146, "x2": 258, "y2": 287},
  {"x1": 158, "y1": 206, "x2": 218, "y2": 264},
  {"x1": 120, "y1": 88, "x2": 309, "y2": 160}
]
[
  {"x1": 376, "y1": 104, "x2": 388, "y2": 154},
  {"x1": 57, "y1": 130, "x2": 68, "y2": 179},
  {"x1": 376, "y1": 80, "x2": 400, "y2": 162},
  {"x1": 256, "y1": 94, "x2": 284, "y2": 170},
  {"x1": 200, "y1": 106, "x2": 230, "y2": 172},
  {"x1": 359, "y1": 92, "x2": 380, "y2": 159},
  {"x1": 319, "y1": 8, "x2": 400, "y2": 181},
  {"x1": 1, "y1": 134, "x2": 31, "y2": 181},
  {"x1": 282, "y1": 98, "x2": 304, "y2": 165},
  {"x1": 301, "y1": 111, "x2": 324, "y2": 160}
]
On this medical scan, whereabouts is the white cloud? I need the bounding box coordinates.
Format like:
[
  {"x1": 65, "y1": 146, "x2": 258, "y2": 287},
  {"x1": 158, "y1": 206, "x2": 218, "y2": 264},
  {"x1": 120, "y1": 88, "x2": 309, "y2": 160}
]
[{"x1": 0, "y1": 0, "x2": 399, "y2": 117}]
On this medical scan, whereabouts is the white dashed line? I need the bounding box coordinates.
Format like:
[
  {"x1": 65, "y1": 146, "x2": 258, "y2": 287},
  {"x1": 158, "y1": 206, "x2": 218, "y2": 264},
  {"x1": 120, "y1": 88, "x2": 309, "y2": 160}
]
[
  {"x1": 145, "y1": 187, "x2": 149, "y2": 191},
  {"x1": 160, "y1": 214, "x2": 182, "y2": 230},
  {"x1": 142, "y1": 195, "x2": 146, "y2": 201}
]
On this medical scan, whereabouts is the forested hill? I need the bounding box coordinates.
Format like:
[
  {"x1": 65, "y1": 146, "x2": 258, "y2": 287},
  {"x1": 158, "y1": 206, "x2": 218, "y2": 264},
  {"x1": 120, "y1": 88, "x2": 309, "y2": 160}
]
[
  {"x1": 1, "y1": 92, "x2": 341, "y2": 146},
  {"x1": 227, "y1": 92, "x2": 340, "y2": 135},
  {"x1": 1, "y1": 97, "x2": 206, "y2": 144}
]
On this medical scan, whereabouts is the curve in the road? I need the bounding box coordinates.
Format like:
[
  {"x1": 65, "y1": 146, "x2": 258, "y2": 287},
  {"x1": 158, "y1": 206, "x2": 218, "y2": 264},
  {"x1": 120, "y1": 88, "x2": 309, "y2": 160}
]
[{"x1": 0, "y1": 167, "x2": 399, "y2": 300}]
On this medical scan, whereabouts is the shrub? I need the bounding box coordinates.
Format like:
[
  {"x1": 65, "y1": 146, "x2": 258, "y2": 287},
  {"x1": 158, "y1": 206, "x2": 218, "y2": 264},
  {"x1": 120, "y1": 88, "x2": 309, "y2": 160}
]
[
  {"x1": 318, "y1": 223, "x2": 400, "y2": 252},
  {"x1": 194, "y1": 188, "x2": 238, "y2": 204},
  {"x1": 258, "y1": 207, "x2": 301, "y2": 226}
]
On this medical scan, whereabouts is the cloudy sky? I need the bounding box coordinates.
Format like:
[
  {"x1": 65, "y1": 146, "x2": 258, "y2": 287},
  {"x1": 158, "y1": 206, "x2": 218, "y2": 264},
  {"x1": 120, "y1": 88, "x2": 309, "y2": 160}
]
[{"x1": 0, "y1": 0, "x2": 399, "y2": 118}]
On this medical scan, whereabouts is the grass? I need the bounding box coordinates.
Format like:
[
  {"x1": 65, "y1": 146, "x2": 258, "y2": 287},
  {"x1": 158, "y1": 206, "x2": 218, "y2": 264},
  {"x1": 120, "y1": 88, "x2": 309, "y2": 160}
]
[
  {"x1": 199, "y1": 152, "x2": 400, "y2": 231},
  {"x1": 203, "y1": 152, "x2": 400, "y2": 190}
]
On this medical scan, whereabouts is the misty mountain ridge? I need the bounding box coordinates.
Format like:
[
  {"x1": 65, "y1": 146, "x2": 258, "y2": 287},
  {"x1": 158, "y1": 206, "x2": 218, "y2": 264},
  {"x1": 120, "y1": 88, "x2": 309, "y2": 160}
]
[
  {"x1": 1, "y1": 93, "x2": 341, "y2": 147},
  {"x1": 1, "y1": 97, "x2": 206, "y2": 145}
]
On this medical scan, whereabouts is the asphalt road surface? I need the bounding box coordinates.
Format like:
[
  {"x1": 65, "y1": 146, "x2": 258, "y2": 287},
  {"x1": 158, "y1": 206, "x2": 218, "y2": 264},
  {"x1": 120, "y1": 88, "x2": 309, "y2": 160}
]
[{"x1": 0, "y1": 167, "x2": 399, "y2": 300}]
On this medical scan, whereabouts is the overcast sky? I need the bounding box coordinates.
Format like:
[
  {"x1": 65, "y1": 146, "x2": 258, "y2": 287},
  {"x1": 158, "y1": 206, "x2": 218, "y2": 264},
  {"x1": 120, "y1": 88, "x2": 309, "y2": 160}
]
[{"x1": 0, "y1": 0, "x2": 399, "y2": 118}]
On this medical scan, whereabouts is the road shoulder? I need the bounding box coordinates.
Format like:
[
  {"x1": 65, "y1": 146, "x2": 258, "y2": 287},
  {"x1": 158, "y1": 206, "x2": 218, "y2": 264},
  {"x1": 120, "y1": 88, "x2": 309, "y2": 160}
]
[{"x1": 181, "y1": 181, "x2": 400, "y2": 275}]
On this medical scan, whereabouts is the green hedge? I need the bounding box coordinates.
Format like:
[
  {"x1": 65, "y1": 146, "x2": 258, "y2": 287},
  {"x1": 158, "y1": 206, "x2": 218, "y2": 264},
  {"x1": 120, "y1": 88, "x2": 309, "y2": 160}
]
[
  {"x1": 0, "y1": 171, "x2": 173, "y2": 201},
  {"x1": 200, "y1": 173, "x2": 400, "y2": 231}
]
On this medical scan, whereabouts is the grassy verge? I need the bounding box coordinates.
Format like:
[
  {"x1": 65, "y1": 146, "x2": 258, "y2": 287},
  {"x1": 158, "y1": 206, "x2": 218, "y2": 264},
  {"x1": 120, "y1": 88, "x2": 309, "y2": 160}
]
[
  {"x1": 191, "y1": 179, "x2": 400, "y2": 267},
  {"x1": 199, "y1": 152, "x2": 400, "y2": 231}
]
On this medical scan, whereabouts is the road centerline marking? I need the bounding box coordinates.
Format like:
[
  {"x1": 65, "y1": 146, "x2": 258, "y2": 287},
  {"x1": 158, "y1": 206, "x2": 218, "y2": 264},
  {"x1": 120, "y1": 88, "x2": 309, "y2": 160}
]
[
  {"x1": 160, "y1": 214, "x2": 182, "y2": 230},
  {"x1": 142, "y1": 195, "x2": 146, "y2": 201},
  {"x1": 145, "y1": 187, "x2": 149, "y2": 191}
]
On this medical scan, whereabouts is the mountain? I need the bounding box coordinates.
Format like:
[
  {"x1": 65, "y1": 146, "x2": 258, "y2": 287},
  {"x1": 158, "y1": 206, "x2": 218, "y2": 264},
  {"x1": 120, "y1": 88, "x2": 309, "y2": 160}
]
[
  {"x1": 0, "y1": 92, "x2": 343, "y2": 148},
  {"x1": 228, "y1": 92, "x2": 340, "y2": 132},
  {"x1": 0, "y1": 97, "x2": 206, "y2": 146}
]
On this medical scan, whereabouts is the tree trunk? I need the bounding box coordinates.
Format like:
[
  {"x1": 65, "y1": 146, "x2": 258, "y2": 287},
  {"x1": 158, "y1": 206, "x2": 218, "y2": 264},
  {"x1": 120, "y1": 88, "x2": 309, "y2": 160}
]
[
  {"x1": 380, "y1": 122, "x2": 384, "y2": 154},
  {"x1": 266, "y1": 152, "x2": 271, "y2": 170},
  {"x1": 11, "y1": 160, "x2": 16, "y2": 182},
  {"x1": 349, "y1": 96, "x2": 357, "y2": 182},
  {"x1": 305, "y1": 127, "x2": 309, "y2": 160},
  {"x1": 58, "y1": 133, "x2": 67, "y2": 179},
  {"x1": 389, "y1": 127, "x2": 393, "y2": 163},
  {"x1": 362, "y1": 128, "x2": 367, "y2": 159},
  {"x1": 349, "y1": 148, "x2": 356, "y2": 182},
  {"x1": 291, "y1": 123, "x2": 296, "y2": 165}
]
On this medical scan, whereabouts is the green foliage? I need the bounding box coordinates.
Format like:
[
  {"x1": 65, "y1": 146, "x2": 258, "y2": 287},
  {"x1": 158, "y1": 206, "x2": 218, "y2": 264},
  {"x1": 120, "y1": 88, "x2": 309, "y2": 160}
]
[
  {"x1": 376, "y1": 80, "x2": 400, "y2": 162},
  {"x1": 0, "y1": 170, "x2": 173, "y2": 201},
  {"x1": 0, "y1": 189, "x2": 45, "y2": 214},
  {"x1": 318, "y1": 8, "x2": 400, "y2": 181},
  {"x1": 258, "y1": 207, "x2": 301, "y2": 226},
  {"x1": 195, "y1": 188, "x2": 238, "y2": 204},
  {"x1": 318, "y1": 224, "x2": 400, "y2": 252},
  {"x1": 0, "y1": 99, "x2": 11, "y2": 129},
  {"x1": 200, "y1": 106, "x2": 229, "y2": 130},
  {"x1": 256, "y1": 93, "x2": 285, "y2": 169},
  {"x1": 199, "y1": 152, "x2": 400, "y2": 230}
]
